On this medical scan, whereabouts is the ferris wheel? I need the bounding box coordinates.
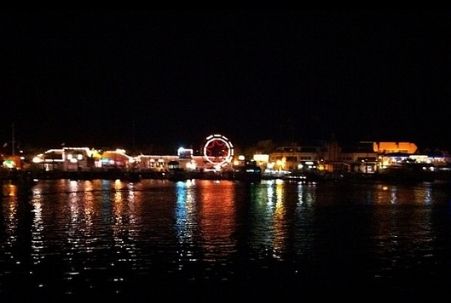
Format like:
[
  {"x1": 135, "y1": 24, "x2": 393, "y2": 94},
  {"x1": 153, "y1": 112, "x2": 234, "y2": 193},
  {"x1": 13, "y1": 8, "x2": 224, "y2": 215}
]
[{"x1": 203, "y1": 134, "x2": 234, "y2": 167}]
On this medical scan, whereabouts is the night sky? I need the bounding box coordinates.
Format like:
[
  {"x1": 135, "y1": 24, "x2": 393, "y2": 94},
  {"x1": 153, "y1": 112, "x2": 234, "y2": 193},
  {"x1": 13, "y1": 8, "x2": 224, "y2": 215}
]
[{"x1": 1, "y1": 10, "x2": 451, "y2": 151}]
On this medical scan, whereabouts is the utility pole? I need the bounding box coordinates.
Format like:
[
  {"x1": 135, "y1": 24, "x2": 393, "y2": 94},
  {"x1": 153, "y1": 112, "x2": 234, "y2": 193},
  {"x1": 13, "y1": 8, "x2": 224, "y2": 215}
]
[
  {"x1": 11, "y1": 123, "x2": 15, "y2": 156},
  {"x1": 132, "y1": 119, "x2": 136, "y2": 152}
]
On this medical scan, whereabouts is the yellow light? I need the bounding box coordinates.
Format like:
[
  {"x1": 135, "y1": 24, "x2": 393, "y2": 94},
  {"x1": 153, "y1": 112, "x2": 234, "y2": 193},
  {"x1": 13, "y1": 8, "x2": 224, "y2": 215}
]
[
  {"x1": 276, "y1": 159, "x2": 285, "y2": 169},
  {"x1": 33, "y1": 154, "x2": 44, "y2": 163},
  {"x1": 89, "y1": 149, "x2": 102, "y2": 159},
  {"x1": 253, "y1": 154, "x2": 269, "y2": 162}
]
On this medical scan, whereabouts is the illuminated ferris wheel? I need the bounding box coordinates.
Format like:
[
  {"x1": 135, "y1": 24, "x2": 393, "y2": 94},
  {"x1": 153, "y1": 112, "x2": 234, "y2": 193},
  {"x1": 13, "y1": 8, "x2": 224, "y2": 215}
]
[{"x1": 203, "y1": 134, "x2": 234, "y2": 167}]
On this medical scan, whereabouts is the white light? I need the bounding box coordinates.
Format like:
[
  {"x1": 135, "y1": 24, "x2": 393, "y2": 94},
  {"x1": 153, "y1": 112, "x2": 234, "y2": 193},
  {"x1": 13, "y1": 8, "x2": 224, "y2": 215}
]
[
  {"x1": 178, "y1": 147, "x2": 193, "y2": 157},
  {"x1": 186, "y1": 161, "x2": 197, "y2": 170},
  {"x1": 77, "y1": 154, "x2": 83, "y2": 160},
  {"x1": 238, "y1": 155, "x2": 245, "y2": 161},
  {"x1": 32, "y1": 155, "x2": 44, "y2": 163}
]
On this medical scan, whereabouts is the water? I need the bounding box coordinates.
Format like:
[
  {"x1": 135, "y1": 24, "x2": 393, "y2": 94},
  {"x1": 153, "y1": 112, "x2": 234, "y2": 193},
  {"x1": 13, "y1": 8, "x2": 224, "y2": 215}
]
[{"x1": 1, "y1": 179, "x2": 451, "y2": 300}]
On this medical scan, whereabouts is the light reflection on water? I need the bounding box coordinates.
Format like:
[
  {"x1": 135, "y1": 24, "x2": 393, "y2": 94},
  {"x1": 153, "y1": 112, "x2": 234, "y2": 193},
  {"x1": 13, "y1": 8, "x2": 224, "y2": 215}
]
[
  {"x1": 175, "y1": 180, "x2": 197, "y2": 269},
  {"x1": 1, "y1": 179, "x2": 451, "y2": 298},
  {"x1": 198, "y1": 180, "x2": 236, "y2": 263}
]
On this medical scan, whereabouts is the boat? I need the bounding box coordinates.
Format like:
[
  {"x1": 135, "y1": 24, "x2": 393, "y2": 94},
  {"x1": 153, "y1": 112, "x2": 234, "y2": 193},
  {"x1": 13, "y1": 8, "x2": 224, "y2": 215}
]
[
  {"x1": 377, "y1": 162, "x2": 435, "y2": 182},
  {"x1": 233, "y1": 161, "x2": 262, "y2": 182}
]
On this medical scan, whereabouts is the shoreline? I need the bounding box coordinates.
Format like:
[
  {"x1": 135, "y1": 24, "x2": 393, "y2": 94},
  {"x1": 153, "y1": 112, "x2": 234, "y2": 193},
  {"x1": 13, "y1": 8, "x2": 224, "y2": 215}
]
[{"x1": 1, "y1": 169, "x2": 450, "y2": 183}]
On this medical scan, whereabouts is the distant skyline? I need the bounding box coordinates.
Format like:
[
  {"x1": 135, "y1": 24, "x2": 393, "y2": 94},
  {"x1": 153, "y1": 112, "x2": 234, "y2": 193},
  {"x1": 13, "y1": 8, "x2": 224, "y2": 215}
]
[{"x1": 1, "y1": 10, "x2": 451, "y2": 150}]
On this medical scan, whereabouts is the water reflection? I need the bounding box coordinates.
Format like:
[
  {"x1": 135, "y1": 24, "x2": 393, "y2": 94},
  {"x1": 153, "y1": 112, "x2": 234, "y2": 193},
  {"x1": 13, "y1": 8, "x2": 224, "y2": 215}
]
[
  {"x1": 272, "y1": 180, "x2": 286, "y2": 258},
  {"x1": 1, "y1": 179, "x2": 450, "y2": 298},
  {"x1": 31, "y1": 196, "x2": 44, "y2": 266},
  {"x1": 297, "y1": 182, "x2": 316, "y2": 206},
  {"x1": 110, "y1": 181, "x2": 133, "y2": 291},
  {"x1": 2, "y1": 183, "x2": 17, "y2": 197},
  {"x1": 374, "y1": 183, "x2": 436, "y2": 205},
  {"x1": 248, "y1": 180, "x2": 292, "y2": 260},
  {"x1": 248, "y1": 181, "x2": 273, "y2": 251},
  {"x1": 174, "y1": 180, "x2": 198, "y2": 270},
  {"x1": 1, "y1": 183, "x2": 19, "y2": 268},
  {"x1": 198, "y1": 181, "x2": 236, "y2": 262}
]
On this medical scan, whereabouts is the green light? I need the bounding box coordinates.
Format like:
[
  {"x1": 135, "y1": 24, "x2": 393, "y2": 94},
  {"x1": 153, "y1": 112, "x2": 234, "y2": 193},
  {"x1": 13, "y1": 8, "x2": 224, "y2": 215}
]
[{"x1": 3, "y1": 159, "x2": 15, "y2": 169}]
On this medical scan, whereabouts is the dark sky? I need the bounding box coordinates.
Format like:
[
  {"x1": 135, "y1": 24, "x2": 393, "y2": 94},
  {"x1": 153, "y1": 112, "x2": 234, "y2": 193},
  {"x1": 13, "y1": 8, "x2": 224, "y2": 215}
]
[{"x1": 1, "y1": 10, "x2": 451, "y2": 151}]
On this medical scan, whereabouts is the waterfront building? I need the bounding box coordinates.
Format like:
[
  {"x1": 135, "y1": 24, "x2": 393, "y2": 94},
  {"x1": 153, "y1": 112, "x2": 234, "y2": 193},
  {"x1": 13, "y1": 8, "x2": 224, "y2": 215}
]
[
  {"x1": 99, "y1": 149, "x2": 134, "y2": 169},
  {"x1": 269, "y1": 146, "x2": 321, "y2": 171},
  {"x1": 339, "y1": 142, "x2": 378, "y2": 173},
  {"x1": 32, "y1": 147, "x2": 99, "y2": 171},
  {"x1": 63, "y1": 147, "x2": 95, "y2": 171},
  {"x1": 135, "y1": 155, "x2": 181, "y2": 171},
  {"x1": 32, "y1": 149, "x2": 64, "y2": 171}
]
